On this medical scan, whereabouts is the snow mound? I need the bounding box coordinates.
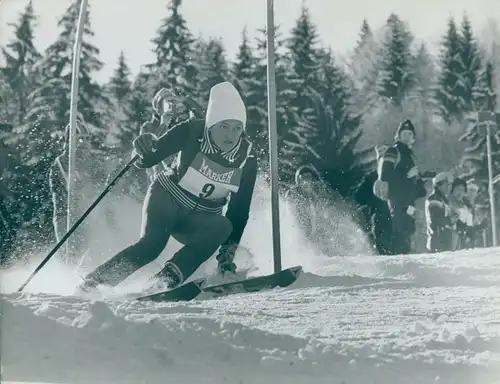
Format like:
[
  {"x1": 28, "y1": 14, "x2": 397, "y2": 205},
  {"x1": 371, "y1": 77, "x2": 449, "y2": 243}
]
[
  {"x1": 2, "y1": 248, "x2": 500, "y2": 383},
  {"x1": 0, "y1": 294, "x2": 363, "y2": 384}
]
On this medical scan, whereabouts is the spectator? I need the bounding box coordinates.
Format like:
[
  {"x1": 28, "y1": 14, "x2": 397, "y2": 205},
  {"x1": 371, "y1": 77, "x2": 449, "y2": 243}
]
[
  {"x1": 425, "y1": 172, "x2": 454, "y2": 253},
  {"x1": 449, "y1": 178, "x2": 486, "y2": 250}
]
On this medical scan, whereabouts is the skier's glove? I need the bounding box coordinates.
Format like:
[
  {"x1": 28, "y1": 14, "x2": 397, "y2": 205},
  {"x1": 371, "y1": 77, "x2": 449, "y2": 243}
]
[
  {"x1": 216, "y1": 244, "x2": 238, "y2": 275},
  {"x1": 133, "y1": 133, "x2": 158, "y2": 157}
]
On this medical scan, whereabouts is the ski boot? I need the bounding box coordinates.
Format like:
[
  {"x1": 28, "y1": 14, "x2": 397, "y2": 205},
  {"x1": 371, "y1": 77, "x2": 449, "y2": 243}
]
[
  {"x1": 216, "y1": 244, "x2": 238, "y2": 276},
  {"x1": 150, "y1": 262, "x2": 183, "y2": 291}
]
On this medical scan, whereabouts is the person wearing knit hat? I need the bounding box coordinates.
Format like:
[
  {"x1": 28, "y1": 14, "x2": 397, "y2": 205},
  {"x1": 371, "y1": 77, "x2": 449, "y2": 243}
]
[
  {"x1": 77, "y1": 81, "x2": 258, "y2": 294},
  {"x1": 376, "y1": 118, "x2": 427, "y2": 255},
  {"x1": 395, "y1": 119, "x2": 416, "y2": 145}
]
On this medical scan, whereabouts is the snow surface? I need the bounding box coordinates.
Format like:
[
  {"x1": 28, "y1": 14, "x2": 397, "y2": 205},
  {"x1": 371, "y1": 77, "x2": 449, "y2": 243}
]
[
  {"x1": 2, "y1": 249, "x2": 500, "y2": 384},
  {"x1": 1, "y1": 182, "x2": 500, "y2": 383}
]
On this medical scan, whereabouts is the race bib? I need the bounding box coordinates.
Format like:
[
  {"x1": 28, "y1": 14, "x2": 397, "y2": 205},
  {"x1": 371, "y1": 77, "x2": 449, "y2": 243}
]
[{"x1": 177, "y1": 153, "x2": 243, "y2": 200}]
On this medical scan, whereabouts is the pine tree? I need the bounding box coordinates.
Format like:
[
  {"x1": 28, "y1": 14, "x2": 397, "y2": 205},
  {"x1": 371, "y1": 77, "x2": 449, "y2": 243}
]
[
  {"x1": 191, "y1": 37, "x2": 230, "y2": 107},
  {"x1": 479, "y1": 19, "x2": 500, "y2": 108},
  {"x1": 1, "y1": 1, "x2": 41, "y2": 125},
  {"x1": 348, "y1": 19, "x2": 382, "y2": 114},
  {"x1": 147, "y1": 0, "x2": 196, "y2": 97},
  {"x1": 377, "y1": 13, "x2": 415, "y2": 107},
  {"x1": 6, "y1": 0, "x2": 108, "y2": 241},
  {"x1": 231, "y1": 28, "x2": 257, "y2": 96},
  {"x1": 460, "y1": 61, "x2": 499, "y2": 198},
  {"x1": 231, "y1": 29, "x2": 266, "y2": 158},
  {"x1": 410, "y1": 44, "x2": 436, "y2": 105},
  {"x1": 355, "y1": 19, "x2": 373, "y2": 55},
  {"x1": 294, "y1": 49, "x2": 365, "y2": 197},
  {"x1": 473, "y1": 61, "x2": 497, "y2": 111},
  {"x1": 406, "y1": 43, "x2": 437, "y2": 141},
  {"x1": 109, "y1": 51, "x2": 132, "y2": 103},
  {"x1": 435, "y1": 17, "x2": 464, "y2": 123},
  {"x1": 246, "y1": 25, "x2": 291, "y2": 166},
  {"x1": 126, "y1": 70, "x2": 154, "y2": 146},
  {"x1": 286, "y1": 5, "x2": 321, "y2": 102},
  {"x1": 0, "y1": 72, "x2": 17, "y2": 124},
  {"x1": 280, "y1": 5, "x2": 323, "y2": 181},
  {"x1": 459, "y1": 15, "x2": 483, "y2": 113},
  {"x1": 32, "y1": 0, "x2": 107, "y2": 136},
  {"x1": 104, "y1": 51, "x2": 133, "y2": 147}
]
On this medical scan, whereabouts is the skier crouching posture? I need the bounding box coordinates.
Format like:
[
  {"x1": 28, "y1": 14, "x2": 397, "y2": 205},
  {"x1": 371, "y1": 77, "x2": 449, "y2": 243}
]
[{"x1": 79, "y1": 81, "x2": 258, "y2": 291}]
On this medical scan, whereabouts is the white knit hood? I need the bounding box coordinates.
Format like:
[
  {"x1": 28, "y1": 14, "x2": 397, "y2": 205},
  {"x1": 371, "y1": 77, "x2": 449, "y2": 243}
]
[
  {"x1": 205, "y1": 81, "x2": 246, "y2": 129},
  {"x1": 200, "y1": 81, "x2": 249, "y2": 162}
]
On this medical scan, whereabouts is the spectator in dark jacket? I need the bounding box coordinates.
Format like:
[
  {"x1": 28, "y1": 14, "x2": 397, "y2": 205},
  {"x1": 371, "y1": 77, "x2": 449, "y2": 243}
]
[
  {"x1": 374, "y1": 119, "x2": 427, "y2": 255},
  {"x1": 425, "y1": 172, "x2": 453, "y2": 253}
]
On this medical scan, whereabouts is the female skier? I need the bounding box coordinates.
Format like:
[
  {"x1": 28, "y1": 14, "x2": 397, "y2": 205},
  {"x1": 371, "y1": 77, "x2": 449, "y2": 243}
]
[{"x1": 79, "y1": 81, "x2": 258, "y2": 291}]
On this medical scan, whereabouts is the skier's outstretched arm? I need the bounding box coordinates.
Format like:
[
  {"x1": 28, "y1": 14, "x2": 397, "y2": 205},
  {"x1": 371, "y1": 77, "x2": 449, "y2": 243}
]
[
  {"x1": 222, "y1": 155, "x2": 258, "y2": 248},
  {"x1": 133, "y1": 119, "x2": 192, "y2": 169}
]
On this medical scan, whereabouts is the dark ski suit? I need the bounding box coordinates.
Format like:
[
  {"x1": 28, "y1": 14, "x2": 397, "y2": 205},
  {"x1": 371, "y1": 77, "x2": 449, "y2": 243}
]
[{"x1": 83, "y1": 118, "x2": 258, "y2": 288}]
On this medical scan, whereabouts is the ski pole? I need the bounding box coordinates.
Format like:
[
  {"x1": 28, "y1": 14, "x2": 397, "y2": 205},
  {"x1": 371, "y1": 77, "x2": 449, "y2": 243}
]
[{"x1": 17, "y1": 154, "x2": 139, "y2": 292}]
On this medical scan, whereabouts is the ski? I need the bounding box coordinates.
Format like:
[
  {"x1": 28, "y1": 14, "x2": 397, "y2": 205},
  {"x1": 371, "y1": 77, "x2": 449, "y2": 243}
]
[
  {"x1": 135, "y1": 278, "x2": 206, "y2": 302},
  {"x1": 202, "y1": 265, "x2": 302, "y2": 297},
  {"x1": 135, "y1": 266, "x2": 303, "y2": 302}
]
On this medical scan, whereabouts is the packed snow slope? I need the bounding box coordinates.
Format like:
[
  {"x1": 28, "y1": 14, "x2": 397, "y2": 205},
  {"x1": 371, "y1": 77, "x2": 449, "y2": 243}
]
[{"x1": 1, "y1": 248, "x2": 500, "y2": 384}]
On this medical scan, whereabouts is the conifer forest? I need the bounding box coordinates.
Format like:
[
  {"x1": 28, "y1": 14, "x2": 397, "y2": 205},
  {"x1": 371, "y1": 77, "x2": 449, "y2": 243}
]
[{"x1": 1, "y1": 0, "x2": 500, "y2": 261}]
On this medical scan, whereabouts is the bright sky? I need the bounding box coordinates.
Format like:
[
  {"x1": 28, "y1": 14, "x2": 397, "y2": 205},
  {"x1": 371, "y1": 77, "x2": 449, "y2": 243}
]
[{"x1": 1, "y1": 0, "x2": 498, "y2": 83}]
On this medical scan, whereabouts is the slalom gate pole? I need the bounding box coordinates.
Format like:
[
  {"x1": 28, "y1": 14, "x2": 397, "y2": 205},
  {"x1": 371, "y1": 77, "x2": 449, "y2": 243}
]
[
  {"x1": 67, "y1": 0, "x2": 88, "y2": 260},
  {"x1": 17, "y1": 155, "x2": 139, "y2": 292},
  {"x1": 266, "y1": 0, "x2": 282, "y2": 273}
]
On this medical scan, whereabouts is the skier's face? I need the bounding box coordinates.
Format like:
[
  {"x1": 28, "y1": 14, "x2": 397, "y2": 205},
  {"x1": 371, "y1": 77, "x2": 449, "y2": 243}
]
[
  {"x1": 209, "y1": 119, "x2": 244, "y2": 152},
  {"x1": 398, "y1": 130, "x2": 415, "y2": 146}
]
